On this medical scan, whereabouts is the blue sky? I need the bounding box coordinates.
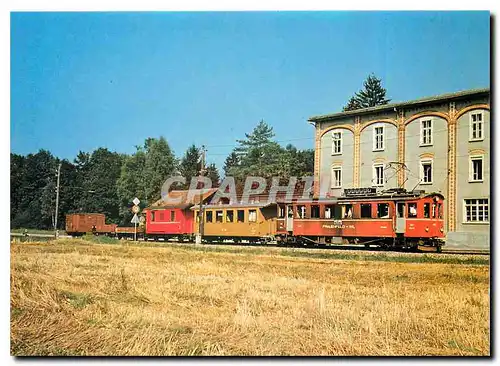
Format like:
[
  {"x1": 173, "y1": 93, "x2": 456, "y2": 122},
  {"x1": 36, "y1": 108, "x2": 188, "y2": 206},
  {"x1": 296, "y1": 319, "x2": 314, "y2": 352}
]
[{"x1": 11, "y1": 11, "x2": 490, "y2": 169}]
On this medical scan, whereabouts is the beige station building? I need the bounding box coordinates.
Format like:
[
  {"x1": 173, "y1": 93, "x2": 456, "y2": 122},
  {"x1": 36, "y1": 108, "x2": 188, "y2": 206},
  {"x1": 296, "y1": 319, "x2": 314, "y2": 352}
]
[{"x1": 308, "y1": 88, "x2": 490, "y2": 249}]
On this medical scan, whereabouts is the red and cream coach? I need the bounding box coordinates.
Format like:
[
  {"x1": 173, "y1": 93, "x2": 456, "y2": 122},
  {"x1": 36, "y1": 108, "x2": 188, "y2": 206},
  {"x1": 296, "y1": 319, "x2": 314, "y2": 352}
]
[{"x1": 280, "y1": 188, "x2": 445, "y2": 251}]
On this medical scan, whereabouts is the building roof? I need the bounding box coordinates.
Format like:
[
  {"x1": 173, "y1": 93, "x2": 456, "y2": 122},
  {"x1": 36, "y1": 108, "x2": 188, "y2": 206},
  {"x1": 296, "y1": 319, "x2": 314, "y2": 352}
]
[
  {"x1": 308, "y1": 87, "x2": 490, "y2": 123},
  {"x1": 147, "y1": 188, "x2": 218, "y2": 209}
]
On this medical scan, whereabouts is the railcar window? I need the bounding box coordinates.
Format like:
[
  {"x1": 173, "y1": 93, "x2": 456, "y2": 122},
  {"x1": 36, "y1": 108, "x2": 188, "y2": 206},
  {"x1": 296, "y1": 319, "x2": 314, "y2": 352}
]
[
  {"x1": 438, "y1": 203, "x2": 443, "y2": 219},
  {"x1": 408, "y1": 203, "x2": 417, "y2": 218},
  {"x1": 151, "y1": 211, "x2": 156, "y2": 222},
  {"x1": 237, "y1": 210, "x2": 245, "y2": 223},
  {"x1": 431, "y1": 203, "x2": 436, "y2": 218},
  {"x1": 278, "y1": 206, "x2": 285, "y2": 218},
  {"x1": 361, "y1": 204, "x2": 372, "y2": 218},
  {"x1": 195, "y1": 211, "x2": 199, "y2": 223},
  {"x1": 206, "y1": 211, "x2": 213, "y2": 223},
  {"x1": 343, "y1": 204, "x2": 353, "y2": 218},
  {"x1": 333, "y1": 205, "x2": 342, "y2": 219},
  {"x1": 170, "y1": 211, "x2": 176, "y2": 222},
  {"x1": 311, "y1": 205, "x2": 320, "y2": 218},
  {"x1": 297, "y1": 205, "x2": 306, "y2": 219},
  {"x1": 377, "y1": 203, "x2": 389, "y2": 218},
  {"x1": 226, "y1": 210, "x2": 234, "y2": 223},
  {"x1": 424, "y1": 203, "x2": 430, "y2": 218},
  {"x1": 249, "y1": 209, "x2": 257, "y2": 223},
  {"x1": 216, "y1": 210, "x2": 223, "y2": 223},
  {"x1": 325, "y1": 205, "x2": 334, "y2": 219}
]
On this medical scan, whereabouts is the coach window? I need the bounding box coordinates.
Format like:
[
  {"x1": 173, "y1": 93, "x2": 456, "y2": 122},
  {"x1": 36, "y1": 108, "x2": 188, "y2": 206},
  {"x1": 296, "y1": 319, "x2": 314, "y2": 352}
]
[
  {"x1": 333, "y1": 205, "x2": 342, "y2": 219},
  {"x1": 206, "y1": 211, "x2": 213, "y2": 223},
  {"x1": 324, "y1": 205, "x2": 333, "y2": 219},
  {"x1": 397, "y1": 203, "x2": 405, "y2": 218},
  {"x1": 237, "y1": 210, "x2": 245, "y2": 223},
  {"x1": 249, "y1": 209, "x2": 257, "y2": 223},
  {"x1": 278, "y1": 206, "x2": 285, "y2": 219},
  {"x1": 311, "y1": 205, "x2": 320, "y2": 219},
  {"x1": 377, "y1": 203, "x2": 389, "y2": 218},
  {"x1": 151, "y1": 211, "x2": 156, "y2": 222},
  {"x1": 361, "y1": 204, "x2": 372, "y2": 218},
  {"x1": 408, "y1": 203, "x2": 417, "y2": 218},
  {"x1": 438, "y1": 203, "x2": 443, "y2": 219},
  {"x1": 343, "y1": 204, "x2": 353, "y2": 218},
  {"x1": 424, "y1": 203, "x2": 430, "y2": 218},
  {"x1": 216, "y1": 210, "x2": 224, "y2": 223},
  {"x1": 297, "y1": 205, "x2": 306, "y2": 219},
  {"x1": 226, "y1": 210, "x2": 234, "y2": 223},
  {"x1": 170, "y1": 211, "x2": 176, "y2": 222},
  {"x1": 195, "y1": 211, "x2": 200, "y2": 223}
]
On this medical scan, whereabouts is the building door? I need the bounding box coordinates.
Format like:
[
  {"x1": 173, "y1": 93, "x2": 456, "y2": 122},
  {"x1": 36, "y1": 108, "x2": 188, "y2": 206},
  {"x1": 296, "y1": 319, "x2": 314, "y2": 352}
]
[{"x1": 396, "y1": 202, "x2": 406, "y2": 234}]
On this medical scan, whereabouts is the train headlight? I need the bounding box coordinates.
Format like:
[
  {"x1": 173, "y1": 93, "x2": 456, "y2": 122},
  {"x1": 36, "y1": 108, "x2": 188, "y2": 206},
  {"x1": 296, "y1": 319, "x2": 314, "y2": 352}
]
[
  {"x1": 440, "y1": 228, "x2": 444, "y2": 233},
  {"x1": 425, "y1": 227, "x2": 429, "y2": 232}
]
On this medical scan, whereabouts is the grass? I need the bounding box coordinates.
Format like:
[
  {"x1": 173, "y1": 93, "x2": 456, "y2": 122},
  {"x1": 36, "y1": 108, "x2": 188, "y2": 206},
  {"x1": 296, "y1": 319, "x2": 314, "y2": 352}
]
[
  {"x1": 11, "y1": 228, "x2": 67, "y2": 235},
  {"x1": 11, "y1": 239, "x2": 490, "y2": 356}
]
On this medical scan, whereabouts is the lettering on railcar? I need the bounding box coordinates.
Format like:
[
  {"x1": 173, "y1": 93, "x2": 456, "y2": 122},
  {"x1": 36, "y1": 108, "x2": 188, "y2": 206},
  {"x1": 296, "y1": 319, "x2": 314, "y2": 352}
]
[{"x1": 321, "y1": 220, "x2": 355, "y2": 229}]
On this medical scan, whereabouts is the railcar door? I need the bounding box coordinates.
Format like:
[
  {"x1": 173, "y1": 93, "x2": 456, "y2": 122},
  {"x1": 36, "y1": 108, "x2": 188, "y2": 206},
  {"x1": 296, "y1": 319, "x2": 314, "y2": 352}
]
[
  {"x1": 395, "y1": 202, "x2": 406, "y2": 233},
  {"x1": 286, "y1": 205, "x2": 294, "y2": 232}
]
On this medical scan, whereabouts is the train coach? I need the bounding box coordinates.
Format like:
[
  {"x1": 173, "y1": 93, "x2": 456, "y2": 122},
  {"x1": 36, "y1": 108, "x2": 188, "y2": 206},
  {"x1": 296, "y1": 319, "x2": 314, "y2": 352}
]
[
  {"x1": 192, "y1": 201, "x2": 287, "y2": 244},
  {"x1": 284, "y1": 188, "x2": 445, "y2": 251}
]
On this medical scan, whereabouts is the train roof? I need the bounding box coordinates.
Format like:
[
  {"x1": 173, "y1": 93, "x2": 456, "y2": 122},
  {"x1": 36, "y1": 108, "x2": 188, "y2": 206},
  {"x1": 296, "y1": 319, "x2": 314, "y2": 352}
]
[{"x1": 191, "y1": 202, "x2": 277, "y2": 210}]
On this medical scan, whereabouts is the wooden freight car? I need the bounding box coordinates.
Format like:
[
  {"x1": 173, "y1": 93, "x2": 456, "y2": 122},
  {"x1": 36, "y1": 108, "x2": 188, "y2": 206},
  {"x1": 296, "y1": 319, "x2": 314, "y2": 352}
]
[{"x1": 65, "y1": 213, "x2": 117, "y2": 236}]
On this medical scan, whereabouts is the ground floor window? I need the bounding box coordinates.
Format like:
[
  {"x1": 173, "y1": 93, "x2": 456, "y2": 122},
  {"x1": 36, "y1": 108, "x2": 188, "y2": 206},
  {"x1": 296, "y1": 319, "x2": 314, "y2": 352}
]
[{"x1": 464, "y1": 199, "x2": 489, "y2": 222}]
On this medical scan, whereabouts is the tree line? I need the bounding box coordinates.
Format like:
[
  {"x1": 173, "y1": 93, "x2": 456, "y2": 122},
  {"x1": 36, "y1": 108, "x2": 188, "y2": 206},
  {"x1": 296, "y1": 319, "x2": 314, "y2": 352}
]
[{"x1": 11, "y1": 121, "x2": 314, "y2": 230}]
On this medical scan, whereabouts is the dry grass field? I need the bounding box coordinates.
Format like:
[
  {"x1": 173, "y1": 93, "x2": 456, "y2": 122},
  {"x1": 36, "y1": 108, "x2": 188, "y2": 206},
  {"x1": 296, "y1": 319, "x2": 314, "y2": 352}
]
[{"x1": 10, "y1": 239, "x2": 490, "y2": 356}]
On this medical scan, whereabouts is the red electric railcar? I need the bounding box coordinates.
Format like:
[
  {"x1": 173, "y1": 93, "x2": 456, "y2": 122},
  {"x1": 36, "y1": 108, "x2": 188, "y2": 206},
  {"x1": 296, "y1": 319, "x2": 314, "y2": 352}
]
[{"x1": 282, "y1": 188, "x2": 445, "y2": 250}]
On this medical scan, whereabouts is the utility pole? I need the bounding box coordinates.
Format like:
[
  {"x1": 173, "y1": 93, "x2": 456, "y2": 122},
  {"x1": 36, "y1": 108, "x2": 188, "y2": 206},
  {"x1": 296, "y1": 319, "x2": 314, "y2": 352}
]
[
  {"x1": 196, "y1": 145, "x2": 206, "y2": 244},
  {"x1": 54, "y1": 162, "x2": 62, "y2": 239}
]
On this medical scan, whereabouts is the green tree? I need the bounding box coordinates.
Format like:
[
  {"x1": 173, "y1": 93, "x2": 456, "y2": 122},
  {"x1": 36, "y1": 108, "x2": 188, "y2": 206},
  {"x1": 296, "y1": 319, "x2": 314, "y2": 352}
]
[
  {"x1": 178, "y1": 144, "x2": 200, "y2": 189},
  {"x1": 343, "y1": 73, "x2": 391, "y2": 111},
  {"x1": 205, "y1": 163, "x2": 220, "y2": 187},
  {"x1": 143, "y1": 137, "x2": 177, "y2": 203},
  {"x1": 75, "y1": 148, "x2": 124, "y2": 223},
  {"x1": 223, "y1": 151, "x2": 240, "y2": 177},
  {"x1": 11, "y1": 150, "x2": 57, "y2": 229},
  {"x1": 342, "y1": 96, "x2": 362, "y2": 112},
  {"x1": 116, "y1": 148, "x2": 146, "y2": 225}
]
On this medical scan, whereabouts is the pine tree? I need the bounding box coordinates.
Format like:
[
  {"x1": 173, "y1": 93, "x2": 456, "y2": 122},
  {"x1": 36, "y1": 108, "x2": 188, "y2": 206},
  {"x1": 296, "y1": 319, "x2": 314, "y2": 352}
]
[
  {"x1": 205, "y1": 163, "x2": 220, "y2": 187},
  {"x1": 342, "y1": 96, "x2": 362, "y2": 112},
  {"x1": 223, "y1": 151, "x2": 240, "y2": 177},
  {"x1": 343, "y1": 74, "x2": 391, "y2": 111}
]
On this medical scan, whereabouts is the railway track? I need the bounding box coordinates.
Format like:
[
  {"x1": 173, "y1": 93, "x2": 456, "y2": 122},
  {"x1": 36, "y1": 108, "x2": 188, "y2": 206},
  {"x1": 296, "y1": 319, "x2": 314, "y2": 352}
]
[{"x1": 10, "y1": 232, "x2": 489, "y2": 256}]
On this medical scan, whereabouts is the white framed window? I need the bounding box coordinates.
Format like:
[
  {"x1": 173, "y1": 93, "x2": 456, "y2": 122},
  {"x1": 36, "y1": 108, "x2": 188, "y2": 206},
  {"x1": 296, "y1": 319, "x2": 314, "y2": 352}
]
[
  {"x1": 470, "y1": 112, "x2": 484, "y2": 141},
  {"x1": 420, "y1": 119, "x2": 433, "y2": 146},
  {"x1": 373, "y1": 124, "x2": 385, "y2": 151},
  {"x1": 469, "y1": 155, "x2": 484, "y2": 182},
  {"x1": 464, "y1": 199, "x2": 489, "y2": 223},
  {"x1": 331, "y1": 130, "x2": 342, "y2": 155},
  {"x1": 420, "y1": 159, "x2": 433, "y2": 184},
  {"x1": 331, "y1": 166, "x2": 342, "y2": 188},
  {"x1": 372, "y1": 163, "x2": 385, "y2": 187}
]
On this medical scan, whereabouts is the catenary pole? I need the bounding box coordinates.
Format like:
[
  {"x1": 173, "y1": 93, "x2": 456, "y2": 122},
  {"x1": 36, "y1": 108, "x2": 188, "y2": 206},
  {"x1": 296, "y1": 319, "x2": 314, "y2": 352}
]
[{"x1": 54, "y1": 162, "x2": 62, "y2": 239}]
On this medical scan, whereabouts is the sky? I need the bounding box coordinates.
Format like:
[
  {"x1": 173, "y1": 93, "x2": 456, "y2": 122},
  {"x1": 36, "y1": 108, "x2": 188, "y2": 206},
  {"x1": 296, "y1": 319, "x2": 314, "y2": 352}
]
[{"x1": 10, "y1": 11, "x2": 490, "y2": 169}]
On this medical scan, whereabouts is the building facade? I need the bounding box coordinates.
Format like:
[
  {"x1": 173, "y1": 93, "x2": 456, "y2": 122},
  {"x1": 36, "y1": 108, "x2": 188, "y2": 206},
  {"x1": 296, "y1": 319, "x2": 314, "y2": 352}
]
[{"x1": 309, "y1": 88, "x2": 490, "y2": 249}]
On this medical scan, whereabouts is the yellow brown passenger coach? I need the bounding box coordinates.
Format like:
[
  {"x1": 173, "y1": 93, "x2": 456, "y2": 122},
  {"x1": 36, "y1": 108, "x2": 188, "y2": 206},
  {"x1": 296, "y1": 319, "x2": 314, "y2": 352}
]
[{"x1": 193, "y1": 203, "x2": 283, "y2": 243}]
